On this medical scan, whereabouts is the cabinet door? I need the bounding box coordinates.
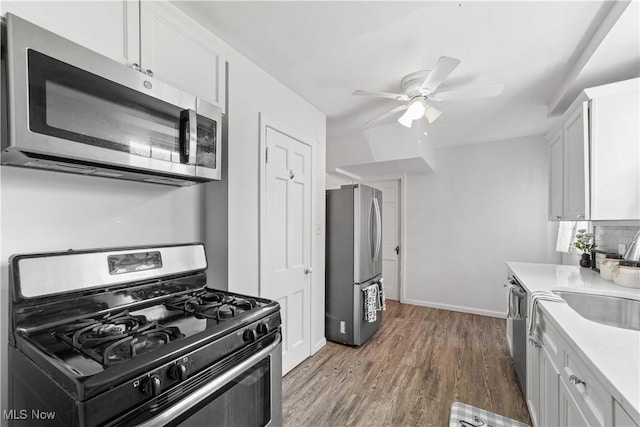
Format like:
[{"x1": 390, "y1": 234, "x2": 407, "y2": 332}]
[
  {"x1": 559, "y1": 377, "x2": 591, "y2": 426},
  {"x1": 527, "y1": 338, "x2": 541, "y2": 427},
  {"x1": 613, "y1": 400, "x2": 638, "y2": 427},
  {"x1": 540, "y1": 344, "x2": 560, "y2": 426},
  {"x1": 140, "y1": 2, "x2": 226, "y2": 112},
  {"x1": 563, "y1": 103, "x2": 589, "y2": 220},
  {"x1": 548, "y1": 130, "x2": 564, "y2": 220},
  {"x1": 1, "y1": 0, "x2": 139, "y2": 65},
  {"x1": 590, "y1": 89, "x2": 640, "y2": 220}
]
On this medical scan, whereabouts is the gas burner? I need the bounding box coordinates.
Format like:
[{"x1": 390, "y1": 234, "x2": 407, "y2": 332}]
[
  {"x1": 164, "y1": 289, "x2": 259, "y2": 323},
  {"x1": 201, "y1": 292, "x2": 227, "y2": 304},
  {"x1": 101, "y1": 326, "x2": 183, "y2": 365},
  {"x1": 56, "y1": 311, "x2": 184, "y2": 366},
  {"x1": 60, "y1": 311, "x2": 147, "y2": 348}
]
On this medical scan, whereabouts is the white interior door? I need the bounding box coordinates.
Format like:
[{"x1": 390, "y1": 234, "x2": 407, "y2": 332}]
[
  {"x1": 261, "y1": 119, "x2": 312, "y2": 375},
  {"x1": 365, "y1": 180, "x2": 400, "y2": 300}
]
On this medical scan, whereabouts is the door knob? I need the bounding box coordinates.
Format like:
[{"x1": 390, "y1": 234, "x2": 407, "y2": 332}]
[{"x1": 304, "y1": 266, "x2": 313, "y2": 274}]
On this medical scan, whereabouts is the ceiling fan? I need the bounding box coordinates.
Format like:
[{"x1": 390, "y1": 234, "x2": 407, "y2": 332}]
[{"x1": 353, "y1": 56, "x2": 503, "y2": 129}]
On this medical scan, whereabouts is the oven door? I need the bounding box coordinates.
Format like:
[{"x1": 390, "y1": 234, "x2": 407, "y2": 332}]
[{"x1": 109, "y1": 332, "x2": 282, "y2": 427}]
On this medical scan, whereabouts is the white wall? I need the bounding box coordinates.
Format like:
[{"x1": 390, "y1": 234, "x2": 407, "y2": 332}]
[{"x1": 403, "y1": 135, "x2": 561, "y2": 317}]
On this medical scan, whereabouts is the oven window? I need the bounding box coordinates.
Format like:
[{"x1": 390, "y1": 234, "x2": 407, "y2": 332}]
[
  {"x1": 174, "y1": 358, "x2": 271, "y2": 427},
  {"x1": 28, "y1": 49, "x2": 183, "y2": 162}
]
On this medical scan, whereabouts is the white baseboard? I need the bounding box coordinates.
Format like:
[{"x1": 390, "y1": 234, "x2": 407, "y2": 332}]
[
  {"x1": 402, "y1": 298, "x2": 506, "y2": 319},
  {"x1": 312, "y1": 338, "x2": 326, "y2": 355}
]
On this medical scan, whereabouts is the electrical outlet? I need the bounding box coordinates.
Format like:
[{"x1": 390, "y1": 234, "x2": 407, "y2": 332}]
[{"x1": 339, "y1": 321, "x2": 346, "y2": 334}]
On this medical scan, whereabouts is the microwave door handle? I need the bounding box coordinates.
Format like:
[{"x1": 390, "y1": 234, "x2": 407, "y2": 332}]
[{"x1": 180, "y1": 109, "x2": 197, "y2": 164}]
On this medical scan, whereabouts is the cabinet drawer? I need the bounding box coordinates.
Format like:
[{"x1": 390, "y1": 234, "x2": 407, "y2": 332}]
[{"x1": 562, "y1": 346, "x2": 608, "y2": 426}]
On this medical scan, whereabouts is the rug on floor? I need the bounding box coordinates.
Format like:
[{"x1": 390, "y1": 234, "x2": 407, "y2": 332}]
[{"x1": 449, "y1": 401, "x2": 530, "y2": 427}]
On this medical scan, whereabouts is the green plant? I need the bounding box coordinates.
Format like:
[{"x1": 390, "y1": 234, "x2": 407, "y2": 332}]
[{"x1": 574, "y1": 229, "x2": 596, "y2": 253}]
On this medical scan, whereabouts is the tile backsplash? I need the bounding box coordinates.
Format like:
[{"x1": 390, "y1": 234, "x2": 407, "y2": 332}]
[{"x1": 593, "y1": 225, "x2": 640, "y2": 255}]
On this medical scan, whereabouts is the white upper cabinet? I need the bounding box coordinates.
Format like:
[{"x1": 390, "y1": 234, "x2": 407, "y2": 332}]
[
  {"x1": 548, "y1": 130, "x2": 564, "y2": 220},
  {"x1": 589, "y1": 88, "x2": 640, "y2": 220},
  {"x1": 140, "y1": 2, "x2": 226, "y2": 113},
  {"x1": 547, "y1": 78, "x2": 640, "y2": 221},
  {"x1": 562, "y1": 103, "x2": 589, "y2": 221},
  {"x1": 1, "y1": 1, "x2": 226, "y2": 113},
  {"x1": 1, "y1": 0, "x2": 139, "y2": 65}
]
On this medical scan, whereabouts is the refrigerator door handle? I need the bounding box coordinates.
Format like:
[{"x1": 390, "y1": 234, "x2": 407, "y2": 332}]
[
  {"x1": 369, "y1": 197, "x2": 376, "y2": 262},
  {"x1": 373, "y1": 197, "x2": 382, "y2": 262}
]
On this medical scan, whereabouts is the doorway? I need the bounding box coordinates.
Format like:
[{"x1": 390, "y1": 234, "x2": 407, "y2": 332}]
[{"x1": 364, "y1": 179, "x2": 401, "y2": 301}]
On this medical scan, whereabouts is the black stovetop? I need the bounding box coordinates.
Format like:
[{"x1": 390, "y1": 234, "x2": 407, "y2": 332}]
[{"x1": 22, "y1": 283, "x2": 278, "y2": 378}]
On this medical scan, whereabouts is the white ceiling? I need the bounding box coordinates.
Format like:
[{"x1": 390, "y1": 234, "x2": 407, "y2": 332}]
[{"x1": 174, "y1": 1, "x2": 639, "y2": 151}]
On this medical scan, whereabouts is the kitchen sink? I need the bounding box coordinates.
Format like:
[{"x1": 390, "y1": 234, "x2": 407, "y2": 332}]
[{"x1": 553, "y1": 291, "x2": 640, "y2": 331}]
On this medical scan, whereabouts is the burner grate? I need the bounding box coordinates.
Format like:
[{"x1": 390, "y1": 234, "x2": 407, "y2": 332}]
[
  {"x1": 164, "y1": 289, "x2": 258, "y2": 323},
  {"x1": 55, "y1": 310, "x2": 184, "y2": 366}
]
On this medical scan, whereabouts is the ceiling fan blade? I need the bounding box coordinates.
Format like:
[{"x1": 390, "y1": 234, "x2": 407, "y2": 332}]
[
  {"x1": 366, "y1": 104, "x2": 408, "y2": 126},
  {"x1": 424, "y1": 104, "x2": 442, "y2": 124},
  {"x1": 353, "y1": 90, "x2": 409, "y2": 101},
  {"x1": 429, "y1": 84, "x2": 504, "y2": 101},
  {"x1": 420, "y1": 56, "x2": 461, "y2": 94}
]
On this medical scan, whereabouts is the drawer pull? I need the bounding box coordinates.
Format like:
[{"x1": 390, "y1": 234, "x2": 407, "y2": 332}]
[{"x1": 569, "y1": 374, "x2": 586, "y2": 386}]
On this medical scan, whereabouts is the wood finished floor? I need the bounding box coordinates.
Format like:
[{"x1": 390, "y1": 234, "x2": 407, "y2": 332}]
[{"x1": 282, "y1": 300, "x2": 531, "y2": 427}]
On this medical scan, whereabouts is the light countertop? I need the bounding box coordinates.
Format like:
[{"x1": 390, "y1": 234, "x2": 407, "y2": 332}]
[{"x1": 506, "y1": 262, "x2": 640, "y2": 421}]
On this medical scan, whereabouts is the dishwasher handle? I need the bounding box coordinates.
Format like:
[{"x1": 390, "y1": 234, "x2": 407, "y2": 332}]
[
  {"x1": 511, "y1": 286, "x2": 526, "y2": 299},
  {"x1": 506, "y1": 278, "x2": 526, "y2": 320}
]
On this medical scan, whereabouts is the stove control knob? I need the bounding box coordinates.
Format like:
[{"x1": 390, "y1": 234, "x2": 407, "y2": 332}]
[
  {"x1": 141, "y1": 375, "x2": 162, "y2": 396},
  {"x1": 243, "y1": 328, "x2": 257, "y2": 342},
  {"x1": 168, "y1": 363, "x2": 188, "y2": 382},
  {"x1": 257, "y1": 322, "x2": 270, "y2": 335}
]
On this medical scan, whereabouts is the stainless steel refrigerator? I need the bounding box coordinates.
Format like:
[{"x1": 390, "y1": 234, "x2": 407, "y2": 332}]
[{"x1": 326, "y1": 184, "x2": 385, "y2": 346}]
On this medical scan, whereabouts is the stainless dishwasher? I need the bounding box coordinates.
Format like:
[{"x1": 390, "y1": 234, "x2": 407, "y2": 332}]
[{"x1": 505, "y1": 276, "x2": 527, "y2": 394}]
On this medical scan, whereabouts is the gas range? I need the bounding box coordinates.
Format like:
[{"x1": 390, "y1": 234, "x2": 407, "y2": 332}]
[{"x1": 8, "y1": 243, "x2": 282, "y2": 426}]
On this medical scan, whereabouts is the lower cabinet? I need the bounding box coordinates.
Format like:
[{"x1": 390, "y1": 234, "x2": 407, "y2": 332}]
[
  {"x1": 526, "y1": 337, "x2": 540, "y2": 427},
  {"x1": 559, "y1": 376, "x2": 591, "y2": 426},
  {"x1": 527, "y1": 306, "x2": 639, "y2": 427},
  {"x1": 539, "y1": 344, "x2": 560, "y2": 426},
  {"x1": 527, "y1": 336, "x2": 560, "y2": 427}
]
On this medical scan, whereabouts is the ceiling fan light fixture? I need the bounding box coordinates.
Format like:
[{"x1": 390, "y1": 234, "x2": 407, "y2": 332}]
[
  {"x1": 406, "y1": 98, "x2": 426, "y2": 119},
  {"x1": 397, "y1": 98, "x2": 426, "y2": 127},
  {"x1": 424, "y1": 104, "x2": 442, "y2": 124},
  {"x1": 397, "y1": 113, "x2": 413, "y2": 128}
]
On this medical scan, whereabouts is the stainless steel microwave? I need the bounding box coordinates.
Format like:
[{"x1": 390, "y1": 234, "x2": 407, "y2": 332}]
[{"x1": 2, "y1": 14, "x2": 222, "y2": 186}]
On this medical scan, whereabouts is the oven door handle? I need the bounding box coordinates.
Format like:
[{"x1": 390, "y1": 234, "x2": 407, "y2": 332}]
[{"x1": 136, "y1": 332, "x2": 281, "y2": 427}]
